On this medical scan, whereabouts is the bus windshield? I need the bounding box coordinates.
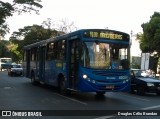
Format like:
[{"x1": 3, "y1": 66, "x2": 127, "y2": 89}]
[{"x1": 81, "y1": 41, "x2": 129, "y2": 69}]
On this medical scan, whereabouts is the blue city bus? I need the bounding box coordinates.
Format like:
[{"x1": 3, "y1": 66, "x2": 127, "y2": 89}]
[{"x1": 23, "y1": 29, "x2": 131, "y2": 95}]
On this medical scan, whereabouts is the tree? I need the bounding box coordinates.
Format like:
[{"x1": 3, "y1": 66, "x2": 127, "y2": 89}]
[
  {"x1": 10, "y1": 24, "x2": 59, "y2": 45},
  {"x1": 9, "y1": 18, "x2": 78, "y2": 62},
  {"x1": 0, "y1": 40, "x2": 21, "y2": 62},
  {"x1": 57, "y1": 18, "x2": 77, "y2": 33},
  {"x1": 0, "y1": 0, "x2": 42, "y2": 37},
  {"x1": 140, "y1": 12, "x2": 160, "y2": 54},
  {"x1": 136, "y1": 12, "x2": 160, "y2": 72},
  {"x1": 9, "y1": 24, "x2": 59, "y2": 62},
  {"x1": 6, "y1": 42, "x2": 22, "y2": 62},
  {"x1": 0, "y1": 40, "x2": 9, "y2": 57}
]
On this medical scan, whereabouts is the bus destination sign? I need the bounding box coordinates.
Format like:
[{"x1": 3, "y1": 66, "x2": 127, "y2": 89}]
[{"x1": 83, "y1": 30, "x2": 129, "y2": 41}]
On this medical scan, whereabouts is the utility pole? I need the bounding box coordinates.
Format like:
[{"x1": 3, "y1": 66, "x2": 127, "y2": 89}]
[{"x1": 130, "y1": 30, "x2": 133, "y2": 68}]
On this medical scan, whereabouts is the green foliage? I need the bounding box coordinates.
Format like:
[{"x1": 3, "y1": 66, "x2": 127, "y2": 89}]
[
  {"x1": 8, "y1": 18, "x2": 76, "y2": 62},
  {"x1": 140, "y1": 12, "x2": 160, "y2": 55},
  {"x1": 0, "y1": 1, "x2": 13, "y2": 25},
  {"x1": 12, "y1": 0, "x2": 42, "y2": 14},
  {"x1": 9, "y1": 43, "x2": 22, "y2": 62},
  {"x1": 136, "y1": 12, "x2": 160, "y2": 72},
  {"x1": 0, "y1": 40, "x2": 8, "y2": 57},
  {"x1": 10, "y1": 24, "x2": 59, "y2": 46},
  {"x1": 0, "y1": 40, "x2": 21, "y2": 62},
  {"x1": 0, "y1": 0, "x2": 42, "y2": 37},
  {"x1": 0, "y1": 1, "x2": 13, "y2": 36},
  {"x1": 9, "y1": 24, "x2": 60, "y2": 62}
]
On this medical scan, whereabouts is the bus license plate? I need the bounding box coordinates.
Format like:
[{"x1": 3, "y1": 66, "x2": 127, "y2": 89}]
[{"x1": 106, "y1": 85, "x2": 114, "y2": 89}]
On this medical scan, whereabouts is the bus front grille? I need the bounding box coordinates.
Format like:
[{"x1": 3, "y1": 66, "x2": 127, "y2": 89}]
[
  {"x1": 96, "y1": 80, "x2": 122, "y2": 83},
  {"x1": 92, "y1": 70, "x2": 125, "y2": 76}
]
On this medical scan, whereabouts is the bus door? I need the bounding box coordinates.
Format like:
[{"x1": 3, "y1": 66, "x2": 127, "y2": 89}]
[
  {"x1": 67, "y1": 39, "x2": 80, "y2": 89},
  {"x1": 39, "y1": 46, "x2": 46, "y2": 81}
]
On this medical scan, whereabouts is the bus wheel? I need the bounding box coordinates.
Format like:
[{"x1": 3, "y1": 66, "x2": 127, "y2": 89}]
[{"x1": 58, "y1": 77, "x2": 67, "y2": 95}]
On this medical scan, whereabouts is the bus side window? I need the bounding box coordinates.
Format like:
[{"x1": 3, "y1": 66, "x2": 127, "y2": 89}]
[
  {"x1": 47, "y1": 42, "x2": 55, "y2": 60},
  {"x1": 31, "y1": 48, "x2": 37, "y2": 61},
  {"x1": 71, "y1": 40, "x2": 80, "y2": 63},
  {"x1": 55, "y1": 40, "x2": 66, "y2": 61}
]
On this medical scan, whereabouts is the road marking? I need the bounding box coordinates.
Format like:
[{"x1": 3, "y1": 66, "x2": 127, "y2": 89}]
[
  {"x1": 116, "y1": 92, "x2": 150, "y2": 101},
  {"x1": 3, "y1": 87, "x2": 12, "y2": 89},
  {"x1": 94, "y1": 116, "x2": 115, "y2": 119},
  {"x1": 53, "y1": 93, "x2": 87, "y2": 105},
  {"x1": 141, "y1": 105, "x2": 160, "y2": 110}
]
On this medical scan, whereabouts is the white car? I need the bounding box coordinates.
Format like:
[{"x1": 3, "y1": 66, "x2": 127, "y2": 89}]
[{"x1": 8, "y1": 64, "x2": 23, "y2": 76}]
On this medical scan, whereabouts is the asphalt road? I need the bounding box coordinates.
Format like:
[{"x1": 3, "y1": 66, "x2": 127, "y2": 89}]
[{"x1": 0, "y1": 71, "x2": 160, "y2": 119}]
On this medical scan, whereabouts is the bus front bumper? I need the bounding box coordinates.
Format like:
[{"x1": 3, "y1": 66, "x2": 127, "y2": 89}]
[{"x1": 79, "y1": 77, "x2": 130, "y2": 92}]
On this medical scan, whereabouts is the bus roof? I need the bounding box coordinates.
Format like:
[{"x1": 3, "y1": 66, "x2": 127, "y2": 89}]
[{"x1": 23, "y1": 29, "x2": 130, "y2": 49}]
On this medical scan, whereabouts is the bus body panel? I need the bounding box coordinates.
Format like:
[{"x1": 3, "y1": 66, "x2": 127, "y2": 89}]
[
  {"x1": 78, "y1": 67, "x2": 130, "y2": 92},
  {"x1": 45, "y1": 60, "x2": 66, "y2": 86},
  {"x1": 23, "y1": 29, "x2": 131, "y2": 93}
]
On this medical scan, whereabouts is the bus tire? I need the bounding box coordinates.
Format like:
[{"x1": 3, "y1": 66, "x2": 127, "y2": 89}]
[{"x1": 58, "y1": 76, "x2": 67, "y2": 95}]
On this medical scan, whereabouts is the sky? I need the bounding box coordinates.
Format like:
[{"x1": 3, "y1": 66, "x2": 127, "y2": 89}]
[{"x1": 3, "y1": 0, "x2": 160, "y2": 56}]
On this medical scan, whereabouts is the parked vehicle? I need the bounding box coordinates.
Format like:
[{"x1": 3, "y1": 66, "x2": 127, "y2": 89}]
[
  {"x1": 8, "y1": 64, "x2": 23, "y2": 76},
  {"x1": 130, "y1": 69, "x2": 160, "y2": 95},
  {"x1": 0, "y1": 58, "x2": 12, "y2": 71}
]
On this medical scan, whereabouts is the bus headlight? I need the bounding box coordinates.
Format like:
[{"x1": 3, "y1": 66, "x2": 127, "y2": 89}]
[
  {"x1": 122, "y1": 79, "x2": 129, "y2": 83},
  {"x1": 82, "y1": 74, "x2": 96, "y2": 83},
  {"x1": 83, "y1": 74, "x2": 88, "y2": 79},
  {"x1": 147, "y1": 83, "x2": 154, "y2": 87}
]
